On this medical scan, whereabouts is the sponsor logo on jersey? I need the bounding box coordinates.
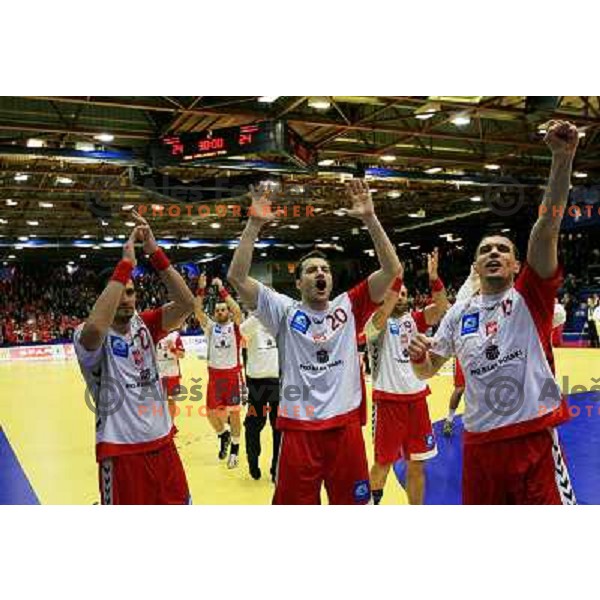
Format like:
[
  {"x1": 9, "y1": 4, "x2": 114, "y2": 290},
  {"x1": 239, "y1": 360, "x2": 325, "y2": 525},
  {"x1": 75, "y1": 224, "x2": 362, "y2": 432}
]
[
  {"x1": 353, "y1": 479, "x2": 371, "y2": 504},
  {"x1": 425, "y1": 434, "x2": 435, "y2": 450},
  {"x1": 486, "y1": 321, "x2": 498, "y2": 337},
  {"x1": 389, "y1": 322, "x2": 400, "y2": 336},
  {"x1": 110, "y1": 336, "x2": 129, "y2": 358},
  {"x1": 316, "y1": 349, "x2": 330, "y2": 364},
  {"x1": 312, "y1": 316, "x2": 325, "y2": 325},
  {"x1": 290, "y1": 310, "x2": 311, "y2": 334},
  {"x1": 485, "y1": 343, "x2": 500, "y2": 361},
  {"x1": 461, "y1": 312, "x2": 480, "y2": 336}
]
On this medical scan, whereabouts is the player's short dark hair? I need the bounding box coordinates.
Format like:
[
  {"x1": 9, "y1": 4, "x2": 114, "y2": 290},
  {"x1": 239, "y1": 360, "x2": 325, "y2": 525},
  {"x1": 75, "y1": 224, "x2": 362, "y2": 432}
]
[
  {"x1": 295, "y1": 250, "x2": 331, "y2": 280},
  {"x1": 475, "y1": 233, "x2": 520, "y2": 260}
]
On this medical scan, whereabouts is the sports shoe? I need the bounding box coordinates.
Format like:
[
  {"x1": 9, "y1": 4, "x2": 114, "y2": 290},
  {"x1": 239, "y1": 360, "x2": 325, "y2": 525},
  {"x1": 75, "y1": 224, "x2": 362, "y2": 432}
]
[
  {"x1": 443, "y1": 420, "x2": 454, "y2": 437},
  {"x1": 218, "y1": 430, "x2": 231, "y2": 460},
  {"x1": 249, "y1": 462, "x2": 261, "y2": 480},
  {"x1": 227, "y1": 452, "x2": 239, "y2": 470}
]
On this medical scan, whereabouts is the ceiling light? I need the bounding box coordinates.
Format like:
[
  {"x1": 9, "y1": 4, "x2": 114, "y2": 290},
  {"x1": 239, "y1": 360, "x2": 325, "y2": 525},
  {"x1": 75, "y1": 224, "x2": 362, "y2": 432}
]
[
  {"x1": 94, "y1": 133, "x2": 114, "y2": 143},
  {"x1": 75, "y1": 141, "x2": 95, "y2": 152},
  {"x1": 92, "y1": 245, "x2": 101, "y2": 250},
  {"x1": 14, "y1": 173, "x2": 29, "y2": 182},
  {"x1": 318, "y1": 159, "x2": 335, "y2": 167},
  {"x1": 410, "y1": 245, "x2": 420, "y2": 250},
  {"x1": 258, "y1": 96, "x2": 279, "y2": 103},
  {"x1": 578, "y1": 131, "x2": 586, "y2": 139},
  {"x1": 125, "y1": 221, "x2": 136, "y2": 227},
  {"x1": 27, "y1": 220, "x2": 39, "y2": 226},
  {"x1": 82, "y1": 234, "x2": 92, "y2": 239},
  {"x1": 470, "y1": 196, "x2": 482, "y2": 202},
  {"x1": 39, "y1": 202, "x2": 54, "y2": 208},
  {"x1": 27, "y1": 138, "x2": 45, "y2": 148},
  {"x1": 408, "y1": 209, "x2": 426, "y2": 218},
  {"x1": 484, "y1": 164, "x2": 501, "y2": 171},
  {"x1": 122, "y1": 204, "x2": 134, "y2": 211},
  {"x1": 117, "y1": 234, "x2": 125, "y2": 239},
  {"x1": 308, "y1": 97, "x2": 331, "y2": 110},
  {"x1": 6, "y1": 199, "x2": 18, "y2": 206},
  {"x1": 56, "y1": 176, "x2": 73, "y2": 184},
  {"x1": 574, "y1": 172, "x2": 588, "y2": 179},
  {"x1": 425, "y1": 167, "x2": 443, "y2": 175},
  {"x1": 288, "y1": 245, "x2": 295, "y2": 250},
  {"x1": 331, "y1": 236, "x2": 340, "y2": 241},
  {"x1": 80, "y1": 254, "x2": 87, "y2": 259},
  {"x1": 501, "y1": 228, "x2": 511, "y2": 233},
  {"x1": 104, "y1": 236, "x2": 114, "y2": 241},
  {"x1": 210, "y1": 222, "x2": 221, "y2": 229},
  {"x1": 451, "y1": 114, "x2": 471, "y2": 126},
  {"x1": 18, "y1": 236, "x2": 28, "y2": 241},
  {"x1": 415, "y1": 112, "x2": 435, "y2": 121},
  {"x1": 68, "y1": 261, "x2": 75, "y2": 265},
  {"x1": 0, "y1": 219, "x2": 7, "y2": 224},
  {"x1": 380, "y1": 155, "x2": 396, "y2": 162},
  {"x1": 101, "y1": 220, "x2": 108, "y2": 226},
  {"x1": 260, "y1": 252, "x2": 267, "y2": 257},
  {"x1": 289, "y1": 224, "x2": 300, "y2": 230},
  {"x1": 8, "y1": 255, "x2": 16, "y2": 259},
  {"x1": 15, "y1": 245, "x2": 24, "y2": 250},
  {"x1": 387, "y1": 191, "x2": 402, "y2": 199}
]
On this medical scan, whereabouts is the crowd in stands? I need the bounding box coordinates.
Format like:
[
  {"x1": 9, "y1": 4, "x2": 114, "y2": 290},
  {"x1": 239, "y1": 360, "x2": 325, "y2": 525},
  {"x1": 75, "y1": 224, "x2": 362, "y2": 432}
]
[{"x1": 1, "y1": 228, "x2": 599, "y2": 346}]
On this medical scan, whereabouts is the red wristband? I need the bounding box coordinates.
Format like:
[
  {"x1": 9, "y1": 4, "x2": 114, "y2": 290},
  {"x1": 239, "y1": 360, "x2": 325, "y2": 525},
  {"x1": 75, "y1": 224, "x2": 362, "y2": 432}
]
[
  {"x1": 391, "y1": 277, "x2": 403, "y2": 293},
  {"x1": 218, "y1": 288, "x2": 230, "y2": 300},
  {"x1": 196, "y1": 287, "x2": 205, "y2": 298},
  {"x1": 110, "y1": 260, "x2": 134, "y2": 286},
  {"x1": 410, "y1": 353, "x2": 427, "y2": 365},
  {"x1": 149, "y1": 248, "x2": 170, "y2": 272},
  {"x1": 430, "y1": 278, "x2": 445, "y2": 293}
]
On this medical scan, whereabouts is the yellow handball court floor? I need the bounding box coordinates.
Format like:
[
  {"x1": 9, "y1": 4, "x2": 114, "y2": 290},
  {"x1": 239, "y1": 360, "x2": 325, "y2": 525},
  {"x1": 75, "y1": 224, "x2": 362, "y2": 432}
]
[{"x1": 0, "y1": 348, "x2": 595, "y2": 504}]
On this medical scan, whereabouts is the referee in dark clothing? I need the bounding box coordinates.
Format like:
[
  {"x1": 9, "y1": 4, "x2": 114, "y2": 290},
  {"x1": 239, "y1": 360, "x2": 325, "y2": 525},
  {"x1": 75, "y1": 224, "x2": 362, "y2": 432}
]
[{"x1": 240, "y1": 315, "x2": 281, "y2": 482}]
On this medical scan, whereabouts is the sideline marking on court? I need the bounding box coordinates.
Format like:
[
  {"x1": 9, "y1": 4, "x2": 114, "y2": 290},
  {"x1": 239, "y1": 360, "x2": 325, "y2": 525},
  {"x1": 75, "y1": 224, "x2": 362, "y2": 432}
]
[{"x1": 0, "y1": 427, "x2": 40, "y2": 505}]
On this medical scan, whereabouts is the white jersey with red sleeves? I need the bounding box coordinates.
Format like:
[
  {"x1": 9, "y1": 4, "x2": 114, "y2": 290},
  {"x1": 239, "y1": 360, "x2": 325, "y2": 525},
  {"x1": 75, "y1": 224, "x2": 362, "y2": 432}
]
[
  {"x1": 73, "y1": 309, "x2": 173, "y2": 461},
  {"x1": 206, "y1": 320, "x2": 242, "y2": 371},
  {"x1": 255, "y1": 279, "x2": 377, "y2": 430},
  {"x1": 156, "y1": 331, "x2": 184, "y2": 378},
  {"x1": 366, "y1": 310, "x2": 430, "y2": 401},
  {"x1": 240, "y1": 315, "x2": 279, "y2": 379},
  {"x1": 432, "y1": 264, "x2": 569, "y2": 442}
]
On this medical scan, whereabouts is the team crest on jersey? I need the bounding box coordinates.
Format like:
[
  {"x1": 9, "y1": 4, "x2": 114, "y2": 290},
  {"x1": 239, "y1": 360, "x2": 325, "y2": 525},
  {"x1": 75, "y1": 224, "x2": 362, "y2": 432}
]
[
  {"x1": 486, "y1": 321, "x2": 498, "y2": 337},
  {"x1": 389, "y1": 322, "x2": 400, "y2": 336},
  {"x1": 110, "y1": 336, "x2": 129, "y2": 358},
  {"x1": 132, "y1": 348, "x2": 144, "y2": 369},
  {"x1": 353, "y1": 479, "x2": 371, "y2": 504},
  {"x1": 316, "y1": 349, "x2": 330, "y2": 364},
  {"x1": 290, "y1": 310, "x2": 311, "y2": 334},
  {"x1": 425, "y1": 434, "x2": 435, "y2": 450},
  {"x1": 461, "y1": 312, "x2": 480, "y2": 336}
]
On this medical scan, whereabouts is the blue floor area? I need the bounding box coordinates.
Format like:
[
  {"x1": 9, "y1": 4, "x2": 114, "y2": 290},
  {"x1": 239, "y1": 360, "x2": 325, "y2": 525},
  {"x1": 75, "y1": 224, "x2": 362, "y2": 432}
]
[
  {"x1": 394, "y1": 393, "x2": 600, "y2": 504},
  {"x1": 0, "y1": 427, "x2": 39, "y2": 505}
]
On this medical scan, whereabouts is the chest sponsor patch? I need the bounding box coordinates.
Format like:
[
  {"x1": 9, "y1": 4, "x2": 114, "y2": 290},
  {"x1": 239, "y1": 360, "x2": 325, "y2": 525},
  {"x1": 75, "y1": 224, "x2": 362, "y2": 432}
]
[
  {"x1": 389, "y1": 322, "x2": 400, "y2": 336},
  {"x1": 353, "y1": 479, "x2": 371, "y2": 504},
  {"x1": 110, "y1": 335, "x2": 129, "y2": 358},
  {"x1": 290, "y1": 310, "x2": 311, "y2": 334},
  {"x1": 461, "y1": 312, "x2": 480, "y2": 336}
]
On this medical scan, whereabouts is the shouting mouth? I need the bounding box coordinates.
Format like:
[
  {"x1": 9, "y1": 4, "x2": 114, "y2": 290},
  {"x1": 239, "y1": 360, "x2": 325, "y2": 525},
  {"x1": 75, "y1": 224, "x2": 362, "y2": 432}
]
[{"x1": 315, "y1": 279, "x2": 327, "y2": 292}]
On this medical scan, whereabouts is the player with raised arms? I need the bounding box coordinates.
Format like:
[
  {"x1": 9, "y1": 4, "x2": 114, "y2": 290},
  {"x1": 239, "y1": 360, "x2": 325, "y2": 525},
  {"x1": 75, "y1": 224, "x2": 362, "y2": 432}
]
[
  {"x1": 227, "y1": 179, "x2": 401, "y2": 504},
  {"x1": 409, "y1": 121, "x2": 580, "y2": 504},
  {"x1": 74, "y1": 211, "x2": 195, "y2": 504}
]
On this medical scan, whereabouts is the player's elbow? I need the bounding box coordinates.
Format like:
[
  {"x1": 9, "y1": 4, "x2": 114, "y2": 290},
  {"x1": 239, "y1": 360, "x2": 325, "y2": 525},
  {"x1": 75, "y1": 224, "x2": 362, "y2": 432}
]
[{"x1": 79, "y1": 323, "x2": 103, "y2": 351}]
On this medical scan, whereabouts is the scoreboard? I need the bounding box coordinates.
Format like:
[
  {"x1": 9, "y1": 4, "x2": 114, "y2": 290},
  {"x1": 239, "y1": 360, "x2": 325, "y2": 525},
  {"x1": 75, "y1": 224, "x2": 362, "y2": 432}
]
[{"x1": 155, "y1": 121, "x2": 315, "y2": 168}]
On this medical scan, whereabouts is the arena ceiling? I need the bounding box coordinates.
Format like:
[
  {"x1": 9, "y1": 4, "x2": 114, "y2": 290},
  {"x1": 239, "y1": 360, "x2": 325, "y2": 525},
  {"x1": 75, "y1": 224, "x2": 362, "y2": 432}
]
[{"x1": 0, "y1": 96, "x2": 599, "y2": 263}]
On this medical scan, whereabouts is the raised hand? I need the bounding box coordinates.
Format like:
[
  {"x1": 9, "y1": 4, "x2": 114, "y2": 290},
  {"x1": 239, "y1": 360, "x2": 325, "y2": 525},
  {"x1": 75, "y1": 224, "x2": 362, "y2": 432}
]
[
  {"x1": 129, "y1": 209, "x2": 159, "y2": 255},
  {"x1": 427, "y1": 248, "x2": 440, "y2": 280},
  {"x1": 248, "y1": 182, "x2": 278, "y2": 225},
  {"x1": 345, "y1": 179, "x2": 375, "y2": 220},
  {"x1": 198, "y1": 273, "x2": 207, "y2": 291},
  {"x1": 544, "y1": 120, "x2": 579, "y2": 158},
  {"x1": 123, "y1": 226, "x2": 141, "y2": 267}
]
